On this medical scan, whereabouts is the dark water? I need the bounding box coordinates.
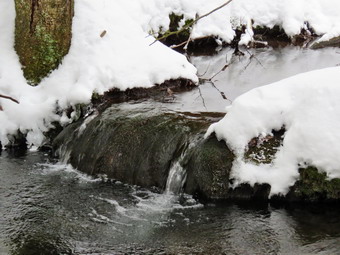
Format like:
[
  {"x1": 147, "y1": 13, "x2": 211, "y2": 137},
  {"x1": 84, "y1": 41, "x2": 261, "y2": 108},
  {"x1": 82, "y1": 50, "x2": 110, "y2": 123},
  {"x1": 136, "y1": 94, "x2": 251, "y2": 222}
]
[{"x1": 0, "y1": 151, "x2": 339, "y2": 255}]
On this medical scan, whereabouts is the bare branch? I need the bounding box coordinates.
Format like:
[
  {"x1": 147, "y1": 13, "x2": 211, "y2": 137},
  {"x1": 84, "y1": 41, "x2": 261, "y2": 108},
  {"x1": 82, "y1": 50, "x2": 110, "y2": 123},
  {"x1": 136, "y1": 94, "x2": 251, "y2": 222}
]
[
  {"x1": 193, "y1": 0, "x2": 233, "y2": 25},
  {"x1": 197, "y1": 85, "x2": 207, "y2": 110},
  {"x1": 0, "y1": 94, "x2": 20, "y2": 104},
  {"x1": 150, "y1": 0, "x2": 234, "y2": 46},
  {"x1": 207, "y1": 80, "x2": 232, "y2": 103},
  {"x1": 244, "y1": 48, "x2": 265, "y2": 69}
]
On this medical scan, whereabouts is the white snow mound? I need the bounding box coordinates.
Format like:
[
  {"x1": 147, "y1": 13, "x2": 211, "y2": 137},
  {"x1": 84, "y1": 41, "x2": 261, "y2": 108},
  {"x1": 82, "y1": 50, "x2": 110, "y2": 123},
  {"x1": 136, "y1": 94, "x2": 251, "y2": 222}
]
[{"x1": 206, "y1": 66, "x2": 340, "y2": 195}]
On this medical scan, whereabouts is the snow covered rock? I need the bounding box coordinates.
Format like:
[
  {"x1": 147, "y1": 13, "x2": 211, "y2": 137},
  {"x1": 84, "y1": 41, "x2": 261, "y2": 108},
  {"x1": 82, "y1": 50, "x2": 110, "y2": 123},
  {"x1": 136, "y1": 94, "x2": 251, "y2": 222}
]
[{"x1": 206, "y1": 66, "x2": 340, "y2": 198}]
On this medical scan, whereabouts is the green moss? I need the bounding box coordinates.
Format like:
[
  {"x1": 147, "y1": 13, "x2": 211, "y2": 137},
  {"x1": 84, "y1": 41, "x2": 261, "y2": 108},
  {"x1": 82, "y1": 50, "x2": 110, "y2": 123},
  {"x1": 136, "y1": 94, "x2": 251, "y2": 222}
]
[
  {"x1": 169, "y1": 13, "x2": 184, "y2": 32},
  {"x1": 245, "y1": 129, "x2": 285, "y2": 164},
  {"x1": 293, "y1": 167, "x2": 340, "y2": 201},
  {"x1": 91, "y1": 91, "x2": 100, "y2": 101},
  {"x1": 184, "y1": 135, "x2": 234, "y2": 200},
  {"x1": 157, "y1": 13, "x2": 193, "y2": 43},
  {"x1": 14, "y1": 0, "x2": 74, "y2": 85},
  {"x1": 24, "y1": 26, "x2": 64, "y2": 85}
]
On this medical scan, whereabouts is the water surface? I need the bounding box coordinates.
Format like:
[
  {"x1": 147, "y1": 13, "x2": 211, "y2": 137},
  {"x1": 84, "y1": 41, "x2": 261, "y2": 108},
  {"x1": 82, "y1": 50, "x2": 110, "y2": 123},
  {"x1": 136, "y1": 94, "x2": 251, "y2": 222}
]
[
  {"x1": 163, "y1": 46, "x2": 340, "y2": 112},
  {"x1": 0, "y1": 151, "x2": 339, "y2": 254}
]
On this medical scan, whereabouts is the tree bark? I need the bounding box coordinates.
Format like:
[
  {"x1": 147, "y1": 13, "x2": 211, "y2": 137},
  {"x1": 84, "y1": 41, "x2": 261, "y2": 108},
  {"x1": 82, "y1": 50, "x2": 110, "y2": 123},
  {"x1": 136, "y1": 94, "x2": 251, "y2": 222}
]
[{"x1": 14, "y1": 0, "x2": 74, "y2": 85}]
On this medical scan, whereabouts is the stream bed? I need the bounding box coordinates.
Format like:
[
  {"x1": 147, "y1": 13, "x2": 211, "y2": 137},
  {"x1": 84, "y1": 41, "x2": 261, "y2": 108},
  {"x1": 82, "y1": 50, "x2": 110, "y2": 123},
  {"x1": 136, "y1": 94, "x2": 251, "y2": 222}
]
[{"x1": 1, "y1": 46, "x2": 340, "y2": 254}]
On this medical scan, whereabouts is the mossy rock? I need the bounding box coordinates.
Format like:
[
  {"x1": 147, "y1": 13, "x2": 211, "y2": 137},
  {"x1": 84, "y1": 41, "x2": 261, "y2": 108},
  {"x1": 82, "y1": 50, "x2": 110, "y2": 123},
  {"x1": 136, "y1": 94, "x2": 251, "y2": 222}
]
[
  {"x1": 53, "y1": 106, "x2": 222, "y2": 190},
  {"x1": 286, "y1": 167, "x2": 340, "y2": 202},
  {"x1": 184, "y1": 134, "x2": 234, "y2": 200}
]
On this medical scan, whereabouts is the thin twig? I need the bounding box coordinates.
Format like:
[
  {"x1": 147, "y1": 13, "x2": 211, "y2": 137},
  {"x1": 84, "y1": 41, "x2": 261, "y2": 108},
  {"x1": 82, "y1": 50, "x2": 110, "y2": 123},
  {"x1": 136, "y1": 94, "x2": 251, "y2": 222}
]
[
  {"x1": 170, "y1": 40, "x2": 188, "y2": 49},
  {"x1": 202, "y1": 55, "x2": 235, "y2": 82},
  {"x1": 197, "y1": 85, "x2": 207, "y2": 110},
  {"x1": 244, "y1": 48, "x2": 265, "y2": 69},
  {"x1": 194, "y1": 0, "x2": 234, "y2": 25},
  {"x1": 207, "y1": 80, "x2": 232, "y2": 103},
  {"x1": 197, "y1": 62, "x2": 212, "y2": 77},
  {"x1": 209, "y1": 64, "x2": 230, "y2": 81},
  {"x1": 0, "y1": 94, "x2": 19, "y2": 104}
]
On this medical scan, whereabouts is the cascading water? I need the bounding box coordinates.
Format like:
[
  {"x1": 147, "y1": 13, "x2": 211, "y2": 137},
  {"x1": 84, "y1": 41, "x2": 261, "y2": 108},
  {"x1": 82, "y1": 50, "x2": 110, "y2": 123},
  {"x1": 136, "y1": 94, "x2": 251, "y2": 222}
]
[
  {"x1": 164, "y1": 140, "x2": 198, "y2": 195},
  {"x1": 165, "y1": 160, "x2": 187, "y2": 195}
]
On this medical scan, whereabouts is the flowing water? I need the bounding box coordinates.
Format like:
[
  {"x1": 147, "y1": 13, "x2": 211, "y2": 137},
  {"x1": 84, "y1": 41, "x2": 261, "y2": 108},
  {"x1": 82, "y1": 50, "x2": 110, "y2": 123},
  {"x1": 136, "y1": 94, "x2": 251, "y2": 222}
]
[
  {"x1": 1, "y1": 47, "x2": 340, "y2": 254},
  {"x1": 0, "y1": 150, "x2": 339, "y2": 255}
]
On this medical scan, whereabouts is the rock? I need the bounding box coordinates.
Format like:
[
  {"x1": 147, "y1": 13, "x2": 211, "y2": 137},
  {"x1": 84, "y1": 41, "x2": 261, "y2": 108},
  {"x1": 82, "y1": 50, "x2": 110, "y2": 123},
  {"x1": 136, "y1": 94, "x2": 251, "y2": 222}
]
[
  {"x1": 311, "y1": 36, "x2": 340, "y2": 49},
  {"x1": 184, "y1": 135, "x2": 234, "y2": 200},
  {"x1": 53, "y1": 108, "x2": 340, "y2": 203},
  {"x1": 53, "y1": 105, "x2": 228, "y2": 191},
  {"x1": 285, "y1": 167, "x2": 340, "y2": 202},
  {"x1": 245, "y1": 130, "x2": 340, "y2": 203}
]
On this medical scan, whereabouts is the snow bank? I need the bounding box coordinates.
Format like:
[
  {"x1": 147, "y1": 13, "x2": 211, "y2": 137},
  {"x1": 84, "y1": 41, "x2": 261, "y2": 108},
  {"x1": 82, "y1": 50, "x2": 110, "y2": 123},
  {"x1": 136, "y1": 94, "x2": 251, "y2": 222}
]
[
  {"x1": 147, "y1": 0, "x2": 340, "y2": 45},
  {"x1": 1, "y1": 0, "x2": 340, "y2": 147},
  {"x1": 0, "y1": 0, "x2": 197, "y2": 146},
  {"x1": 206, "y1": 67, "x2": 340, "y2": 195}
]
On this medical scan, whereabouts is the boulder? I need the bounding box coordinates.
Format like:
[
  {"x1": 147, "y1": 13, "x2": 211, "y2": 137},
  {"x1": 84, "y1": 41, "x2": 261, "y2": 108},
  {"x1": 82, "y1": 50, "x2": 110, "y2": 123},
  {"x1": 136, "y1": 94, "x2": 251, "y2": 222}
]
[
  {"x1": 53, "y1": 106, "x2": 233, "y2": 193},
  {"x1": 53, "y1": 107, "x2": 340, "y2": 202}
]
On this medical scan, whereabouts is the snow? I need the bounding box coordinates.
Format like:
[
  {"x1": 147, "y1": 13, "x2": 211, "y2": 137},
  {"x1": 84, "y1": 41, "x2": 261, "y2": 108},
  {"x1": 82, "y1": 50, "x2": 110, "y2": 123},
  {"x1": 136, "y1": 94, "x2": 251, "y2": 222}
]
[
  {"x1": 206, "y1": 67, "x2": 340, "y2": 195},
  {"x1": 144, "y1": 0, "x2": 340, "y2": 45},
  {"x1": 0, "y1": 0, "x2": 197, "y2": 146},
  {"x1": 1, "y1": 0, "x2": 340, "y2": 156}
]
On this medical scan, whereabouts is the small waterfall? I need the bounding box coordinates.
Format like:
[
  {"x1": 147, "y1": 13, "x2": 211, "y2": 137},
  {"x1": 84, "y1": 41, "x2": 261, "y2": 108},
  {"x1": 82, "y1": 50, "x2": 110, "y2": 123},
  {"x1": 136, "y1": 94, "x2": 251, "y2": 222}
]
[
  {"x1": 56, "y1": 144, "x2": 72, "y2": 164},
  {"x1": 165, "y1": 160, "x2": 187, "y2": 195},
  {"x1": 164, "y1": 139, "x2": 199, "y2": 195}
]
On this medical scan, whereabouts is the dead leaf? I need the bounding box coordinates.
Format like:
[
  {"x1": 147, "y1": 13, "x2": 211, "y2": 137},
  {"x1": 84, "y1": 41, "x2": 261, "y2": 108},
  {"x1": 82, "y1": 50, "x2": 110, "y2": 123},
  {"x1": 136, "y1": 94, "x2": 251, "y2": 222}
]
[{"x1": 100, "y1": 30, "x2": 107, "y2": 38}]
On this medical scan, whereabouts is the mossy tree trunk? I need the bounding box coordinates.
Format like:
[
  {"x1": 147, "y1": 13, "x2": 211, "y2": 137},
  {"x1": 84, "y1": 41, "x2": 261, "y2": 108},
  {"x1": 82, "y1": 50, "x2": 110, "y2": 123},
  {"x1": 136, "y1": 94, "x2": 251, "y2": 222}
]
[{"x1": 14, "y1": 0, "x2": 74, "y2": 85}]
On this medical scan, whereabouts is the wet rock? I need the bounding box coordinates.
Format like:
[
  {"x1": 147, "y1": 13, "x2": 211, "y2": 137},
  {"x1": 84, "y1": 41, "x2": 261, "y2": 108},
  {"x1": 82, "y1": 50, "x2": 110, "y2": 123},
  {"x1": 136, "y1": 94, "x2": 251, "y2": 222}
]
[
  {"x1": 4, "y1": 131, "x2": 27, "y2": 151},
  {"x1": 245, "y1": 128, "x2": 285, "y2": 164},
  {"x1": 53, "y1": 106, "x2": 225, "y2": 190},
  {"x1": 311, "y1": 36, "x2": 340, "y2": 49},
  {"x1": 53, "y1": 108, "x2": 339, "y2": 202},
  {"x1": 184, "y1": 135, "x2": 234, "y2": 200},
  {"x1": 244, "y1": 130, "x2": 340, "y2": 203},
  {"x1": 284, "y1": 167, "x2": 340, "y2": 202}
]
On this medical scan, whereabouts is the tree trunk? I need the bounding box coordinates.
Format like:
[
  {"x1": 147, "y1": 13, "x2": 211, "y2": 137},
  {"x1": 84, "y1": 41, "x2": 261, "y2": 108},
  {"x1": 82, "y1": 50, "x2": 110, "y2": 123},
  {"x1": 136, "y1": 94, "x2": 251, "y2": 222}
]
[{"x1": 14, "y1": 0, "x2": 74, "y2": 85}]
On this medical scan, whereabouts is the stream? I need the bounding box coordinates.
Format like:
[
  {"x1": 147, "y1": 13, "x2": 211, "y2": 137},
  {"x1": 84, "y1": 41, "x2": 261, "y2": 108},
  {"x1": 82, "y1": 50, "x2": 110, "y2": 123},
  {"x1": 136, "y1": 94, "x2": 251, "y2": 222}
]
[{"x1": 1, "y1": 46, "x2": 340, "y2": 255}]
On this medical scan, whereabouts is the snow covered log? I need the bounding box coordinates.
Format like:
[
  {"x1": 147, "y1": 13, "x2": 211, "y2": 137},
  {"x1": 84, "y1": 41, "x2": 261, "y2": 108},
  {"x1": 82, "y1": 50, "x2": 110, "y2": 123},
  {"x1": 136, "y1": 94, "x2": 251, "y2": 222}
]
[{"x1": 14, "y1": 0, "x2": 74, "y2": 85}]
